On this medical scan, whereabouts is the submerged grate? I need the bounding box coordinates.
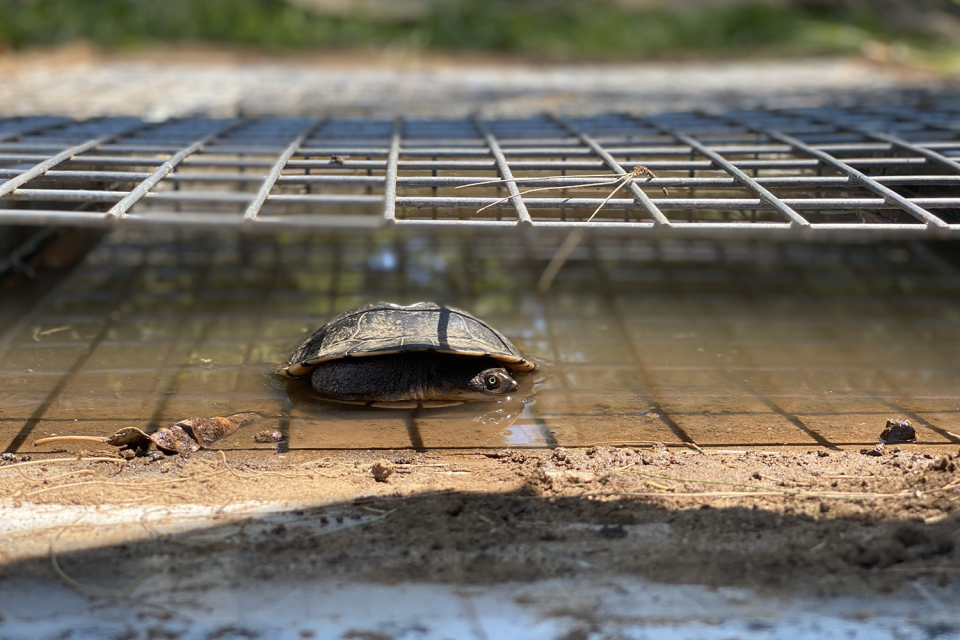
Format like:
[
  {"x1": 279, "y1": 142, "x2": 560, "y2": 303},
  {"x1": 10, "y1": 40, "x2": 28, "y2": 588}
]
[
  {"x1": 1, "y1": 103, "x2": 960, "y2": 238},
  {"x1": 2, "y1": 231, "x2": 959, "y2": 454}
]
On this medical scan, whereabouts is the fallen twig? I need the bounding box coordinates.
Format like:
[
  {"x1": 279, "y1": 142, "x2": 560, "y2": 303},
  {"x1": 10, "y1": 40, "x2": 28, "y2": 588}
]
[
  {"x1": 604, "y1": 467, "x2": 954, "y2": 501},
  {"x1": 1, "y1": 456, "x2": 125, "y2": 471},
  {"x1": 32, "y1": 325, "x2": 72, "y2": 343},
  {"x1": 34, "y1": 435, "x2": 109, "y2": 447}
]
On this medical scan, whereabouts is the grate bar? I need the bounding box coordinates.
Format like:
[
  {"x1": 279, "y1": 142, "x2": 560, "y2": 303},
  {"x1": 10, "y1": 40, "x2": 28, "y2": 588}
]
[
  {"x1": 777, "y1": 107, "x2": 960, "y2": 177},
  {"x1": 635, "y1": 115, "x2": 809, "y2": 229},
  {"x1": 549, "y1": 115, "x2": 671, "y2": 226},
  {"x1": 108, "y1": 119, "x2": 242, "y2": 218},
  {"x1": 0, "y1": 117, "x2": 72, "y2": 143},
  {"x1": 383, "y1": 117, "x2": 403, "y2": 223},
  {"x1": 293, "y1": 142, "x2": 919, "y2": 157},
  {"x1": 852, "y1": 130, "x2": 960, "y2": 176},
  {"x1": 9, "y1": 187, "x2": 960, "y2": 211},
  {"x1": 291, "y1": 157, "x2": 932, "y2": 171},
  {"x1": 6, "y1": 169, "x2": 960, "y2": 190},
  {"x1": 243, "y1": 119, "x2": 321, "y2": 222},
  {"x1": 2, "y1": 108, "x2": 960, "y2": 238},
  {"x1": 1, "y1": 210, "x2": 956, "y2": 241},
  {"x1": 0, "y1": 121, "x2": 152, "y2": 198},
  {"x1": 471, "y1": 116, "x2": 533, "y2": 225},
  {"x1": 7, "y1": 140, "x2": 957, "y2": 157},
  {"x1": 0, "y1": 155, "x2": 933, "y2": 172},
  {"x1": 721, "y1": 113, "x2": 952, "y2": 231}
]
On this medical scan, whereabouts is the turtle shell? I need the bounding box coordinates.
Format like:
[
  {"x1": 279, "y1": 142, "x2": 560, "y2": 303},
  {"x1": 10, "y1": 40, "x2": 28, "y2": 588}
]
[{"x1": 281, "y1": 302, "x2": 535, "y2": 377}]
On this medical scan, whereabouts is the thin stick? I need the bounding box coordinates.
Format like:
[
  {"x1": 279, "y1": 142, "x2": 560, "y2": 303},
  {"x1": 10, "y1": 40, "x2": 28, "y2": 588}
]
[
  {"x1": 535, "y1": 228, "x2": 585, "y2": 295},
  {"x1": 534, "y1": 165, "x2": 667, "y2": 295},
  {"x1": 17, "y1": 469, "x2": 95, "y2": 485},
  {"x1": 536, "y1": 176, "x2": 632, "y2": 294},
  {"x1": 585, "y1": 175, "x2": 631, "y2": 223},
  {"x1": 1, "y1": 456, "x2": 125, "y2": 471},
  {"x1": 216, "y1": 450, "x2": 316, "y2": 480},
  {"x1": 613, "y1": 468, "x2": 930, "y2": 500},
  {"x1": 475, "y1": 178, "x2": 624, "y2": 213},
  {"x1": 21, "y1": 469, "x2": 229, "y2": 497},
  {"x1": 34, "y1": 435, "x2": 109, "y2": 446},
  {"x1": 455, "y1": 173, "x2": 621, "y2": 189},
  {"x1": 50, "y1": 518, "x2": 116, "y2": 598}
]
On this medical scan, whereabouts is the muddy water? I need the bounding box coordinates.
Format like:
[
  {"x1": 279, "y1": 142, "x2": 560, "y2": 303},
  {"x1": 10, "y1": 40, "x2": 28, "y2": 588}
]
[{"x1": 2, "y1": 230, "x2": 959, "y2": 454}]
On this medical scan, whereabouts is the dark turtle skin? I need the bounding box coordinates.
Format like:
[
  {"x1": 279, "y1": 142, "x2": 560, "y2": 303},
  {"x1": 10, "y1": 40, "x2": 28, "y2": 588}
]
[{"x1": 281, "y1": 302, "x2": 535, "y2": 408}]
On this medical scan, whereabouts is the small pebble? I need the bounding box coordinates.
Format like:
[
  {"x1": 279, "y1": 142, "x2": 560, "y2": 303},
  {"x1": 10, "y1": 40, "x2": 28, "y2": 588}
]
[
  {"x1": 160, "y1": 463, "x2": 171, "y2": 473},
  {"x1": 119, "y1": 449, "x2": 136, "y2": 460},
  {"x1": 254, "y1": 430, "x2": 284, "y2": 444},
  {"x1": 371, "y1": 459, "x2": 395, "y2": 482},
  {"x1": 880, "y1": 418, "x2": 916, "y2": 443},
  {"x1": 860, "y1": 443, "x2": 885, "y2": 457}
]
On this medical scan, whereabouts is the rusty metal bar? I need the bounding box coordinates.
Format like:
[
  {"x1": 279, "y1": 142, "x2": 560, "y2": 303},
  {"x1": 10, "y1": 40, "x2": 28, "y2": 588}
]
[{"x1": 243, "y1": 119, "x2": 321, "y2": 222}]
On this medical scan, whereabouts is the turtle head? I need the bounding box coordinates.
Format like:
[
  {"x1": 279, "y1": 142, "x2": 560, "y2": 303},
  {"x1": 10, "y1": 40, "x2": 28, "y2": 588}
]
[{"x1": 442, "y1": 366, "x2": 518, "y2": 400}]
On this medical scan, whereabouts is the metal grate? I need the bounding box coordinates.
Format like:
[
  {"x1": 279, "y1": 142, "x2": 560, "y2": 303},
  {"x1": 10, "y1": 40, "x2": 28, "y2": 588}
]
[{"x1": 1, "y1": 103, "x2": 960, "y2": 238}]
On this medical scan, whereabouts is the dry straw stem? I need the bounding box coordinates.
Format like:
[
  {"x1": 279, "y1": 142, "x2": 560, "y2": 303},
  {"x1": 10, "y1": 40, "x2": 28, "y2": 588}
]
[
  {"x1": 598, "y1": 468, "x2": 960, "y2": 501},
  {"x1": 10, "y1": 465, "x2": 232, "y2": 500},
  {"x1": 457, "y1": 165, "x2": 669, "y2": 217},
  {"x1": 31, "y1": 325, "x2": 72, "y2": 342},
  {"x1": 33, "y1": 435, "x2": 110, "y2": 446},
  {"x1": 499, "y1": 165, "x2": 669, "y2": 294},
  {"x1": 1, "y1": 456, "x2": 125, "y2": 472},
  {"x1": 49, "y1": 519, "x2": 123, "y2": 599}
]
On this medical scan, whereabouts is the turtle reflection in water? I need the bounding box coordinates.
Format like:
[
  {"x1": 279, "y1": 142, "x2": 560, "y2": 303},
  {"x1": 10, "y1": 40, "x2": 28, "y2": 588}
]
[{"x1": 280, "y1": 302, "x2": 536, "y2": 409}]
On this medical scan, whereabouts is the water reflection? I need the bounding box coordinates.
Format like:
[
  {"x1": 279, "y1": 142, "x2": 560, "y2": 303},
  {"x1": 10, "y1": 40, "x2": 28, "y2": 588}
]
[{"x1": 282, "y1": 367, "x2": 541, "y2": 449}]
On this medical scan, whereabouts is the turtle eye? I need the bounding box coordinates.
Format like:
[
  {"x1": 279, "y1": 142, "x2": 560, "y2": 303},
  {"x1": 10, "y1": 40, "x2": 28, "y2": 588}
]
[{"x1": 486, "y1": 375, "x2": 501, "y2": 389}]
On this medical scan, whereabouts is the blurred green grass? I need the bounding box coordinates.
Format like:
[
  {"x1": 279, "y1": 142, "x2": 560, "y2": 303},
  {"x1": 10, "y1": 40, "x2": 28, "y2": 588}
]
[{"x1": 0, "y1": 0, "x2": 950, "y2": 59}]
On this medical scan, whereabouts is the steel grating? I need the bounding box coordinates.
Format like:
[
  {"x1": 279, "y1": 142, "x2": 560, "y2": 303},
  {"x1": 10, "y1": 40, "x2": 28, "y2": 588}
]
[{"x1": 1, "y1": 103, "x2": 960, "y2": 239}]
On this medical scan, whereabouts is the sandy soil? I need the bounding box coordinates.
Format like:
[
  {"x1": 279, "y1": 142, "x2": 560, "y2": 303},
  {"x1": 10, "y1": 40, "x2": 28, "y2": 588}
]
[
  {"x1": 1, "y1": 441, "x2": 958, "y2": 600},
  {"x1": 0, "y1": 42, "x2": 938, "y2": 119}
]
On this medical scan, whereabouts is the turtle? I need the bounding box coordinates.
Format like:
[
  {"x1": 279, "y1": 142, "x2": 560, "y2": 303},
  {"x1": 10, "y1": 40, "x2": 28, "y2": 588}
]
[{"x1": 280, "y1": 302, "x2": 536, "y2": 409}]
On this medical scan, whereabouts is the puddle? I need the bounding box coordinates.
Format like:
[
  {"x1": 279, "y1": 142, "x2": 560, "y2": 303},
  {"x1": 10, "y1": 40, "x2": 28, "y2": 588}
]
[{"x1": 2, "y1": 230, "x2": 959, "y2": 454}]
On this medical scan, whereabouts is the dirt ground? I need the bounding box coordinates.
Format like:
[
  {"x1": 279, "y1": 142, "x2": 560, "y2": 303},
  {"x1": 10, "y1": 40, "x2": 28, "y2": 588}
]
[{"x1": 2, "y1": 439, "x2": 958, "y2": 601}]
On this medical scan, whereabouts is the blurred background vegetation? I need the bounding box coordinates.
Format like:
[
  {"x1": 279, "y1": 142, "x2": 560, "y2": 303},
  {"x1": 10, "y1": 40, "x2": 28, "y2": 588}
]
[{"x1": 0, "y1": 0, "x2": 958, "y2": 61}]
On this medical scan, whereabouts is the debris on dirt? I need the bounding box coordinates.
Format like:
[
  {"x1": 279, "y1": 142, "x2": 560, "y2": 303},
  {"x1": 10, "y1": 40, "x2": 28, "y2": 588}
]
[
  {"x1": 371, "y1": 459, "x2": 395, "y2": 483},
  {"x1": 254, "y1": 430, "x2": 284, "y2": 444},
  {"x1": 180, "y1": 413, "x2": 259, "y2": 446},
  {"x1": 119, "y1": 449, "x2": 136, "y2": 460},
  {"x1": 151, "y1": 424, "x2": 201, "y2": 454},
  {"x1": 30, "y1": 324, "x2": 72, "y2": 343},
  {"x1": 0, "y1": 452, "x2": 30, "y2": 463},
  {"x1": 2, "y1": 445, "x2": 959, "y2": 598},
  {"x1": 105, "y1": 427, "x2": 155, "y2": 449},
  {"x1": 880, "y1": 418, "x2": 917, "y2": 443},
  {"x1": 33, "y1": 413, "x2": 261, "y2": 455},
  {"x1": 844, "y1": 523, "x2": 956, "y2": 569},
  {"x1": 861, "y1": 443, "x2": 885, "y2": 457},
  {"x1": 931, "y1": 456, "x2": 957, "y2": 473}
]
